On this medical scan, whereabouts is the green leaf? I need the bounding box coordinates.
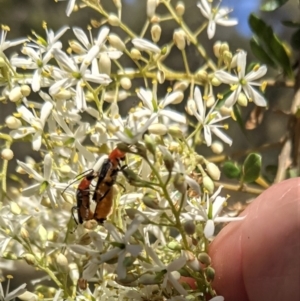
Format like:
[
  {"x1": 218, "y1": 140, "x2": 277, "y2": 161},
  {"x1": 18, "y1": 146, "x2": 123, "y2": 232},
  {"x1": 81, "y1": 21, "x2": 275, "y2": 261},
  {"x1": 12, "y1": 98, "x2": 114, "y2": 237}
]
[
  {"x1": 282, "y1": 20, "x2": 300, "y2": 28},
  {"x1": 260, "y1": 0, "x2": 289, "y2": 11},
  {"x1": 291, "y1": 29, "x2": 300, "y2": 50},
  {"x1": 249, "y1": 14, "x2": 293, "y2": 78},
  {"x1": 223, "y1": 161, "x2": 241, "y2": 179},
  {"x1": 242, "y1": 153, "x2": 262, "y2": 183},
  {"x1": 250, "y1": 37, "x2": 277, "y2": 68}
]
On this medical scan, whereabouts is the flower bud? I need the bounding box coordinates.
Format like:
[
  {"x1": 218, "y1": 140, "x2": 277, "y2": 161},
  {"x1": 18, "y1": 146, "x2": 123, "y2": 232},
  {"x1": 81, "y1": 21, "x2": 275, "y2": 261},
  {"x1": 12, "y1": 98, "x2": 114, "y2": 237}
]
[
  {"x1": 144, "y1": 134, "x2": 156, "y2": 157},
  {"x1": 20, "y1": 227, "x2": 29, "y2": 240},
  {"x1": 202, "y1": 175, "x2": 214, "y2": 194},
  {"x1": 198, "y1": 252, "x2": 211, "y2": 266},
  {"x1": 56, "y1": 253, "x2": 69, "y2": 273},
  {"x1": 196, "y1": 69, "x2": 208, "y2": 82},
  {"x1": 142, "y1": 194, "x2": 160, "y2": 209},
  {"x1": 206, "y1": 162, "x2": 220, "y2": 180},
  {"x1": 167, "y1": 241, "x2": 182, "y2": 251},
  {"x1": 205, "y1": 266, "x2": 215, "y2": 281},
  {"x1": 184, "y1": 220, "x2": 196, "y2": 235},
  {"x1": 219, "y1": 42, "x2": 229, "y2": 56},
  {"x1": 211, "y1": 77, "x2": 221, "y2": 86},
  {"x1": 1, "y1": 149, "x2": 14, "y2": 160},
  {"x1": 151, "y1": 24, "x2": 161, "y2": 43},
  {"x1": 104, "y1": 90, "x2": 128, "y2": 102},
  {"x1": 130, "y1": 48, "x2": 141, "y2": 60},
  {"x1": 168, "y1": 125, "x2": 183, "y2": 138},
  {"x1": 173, "y1": 29, "x2": 186, "y2": 50},
  {"x1": 162, "y1": 151, "x2": 174, "y2": 173},
  {"x1": 176, "y1": 1, "x2": 185, "y2": 16},
  {"x1": 108, "y1": 33, "x2": 125, "y2": 51},
  {"x1": 213, "y1": 41, "x2": 222, "y2": 58},
  {"x1": 108, "y1": 14, "x2": 120, "y2": 26},
  {"x1": 157, "y1": 69, "x2": 165, "y2": 84},
  {"x1": 173, "y1": 173, "x2": 187, "y2": 194},
  {"x1": 60, "y1": 164, "x2": 71, "y2": 175},
  {"x1": 173, "y1": 80, "x2": 189, "y2": 91},
  {"x1": 237, "y1": 92, "x2": 248, "y2": 106},
  {"x1": 147, "y1": 0, "x2": 158, "y2": 18},
  {"x1": 223, "y1": 50, "x2": 233, "y2": 67},
  {"x1": 9, "y1": 86, "x2": 22, "y2": 102},
  {"x1": 5, "y1": 115, "x2": 22, "y2": 129},
  {"x1": 38, "y1": 225, "x2": 48, "y2": 244},
  {"x1": 18, "y1": 291, "x2": 38, "y2": 301},
  {"x1": 211, "y1": 140, "x2": 224, "y2": 154},
  {"x1": 22, "y1": 253, "x2": 36, "y2": 266},
  {"x1": 54, "y1": 89, "x2": 72, "y2": 100},
  {"x1": 111, "y1": 0, "x2": 121, "y2": 8},
  {"x1": 139, "y1": 274, "x2": 161, "y2": 285},
  {"x1": 120, "y1": 77, "x2": 132, "y2": 90},
  {"x1": 99, "y1": 53, "x2": 111, "y2": 75},
  {"x1": 148, "y1": 123, "x2": 168, "y2": 135},
  {"x1": 20, "y1": 85, "x2": 31, "y2": 97},
  {"x1": 10, "y1": 201, "x2": 21, "y2": 214}
]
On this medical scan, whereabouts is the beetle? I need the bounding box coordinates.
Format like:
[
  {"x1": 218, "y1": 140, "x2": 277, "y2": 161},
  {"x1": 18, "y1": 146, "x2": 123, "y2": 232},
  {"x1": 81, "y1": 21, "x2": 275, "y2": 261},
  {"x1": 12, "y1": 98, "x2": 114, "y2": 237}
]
[{"x1": 92, "y1": 148, "x2": 126, "y2": 223}]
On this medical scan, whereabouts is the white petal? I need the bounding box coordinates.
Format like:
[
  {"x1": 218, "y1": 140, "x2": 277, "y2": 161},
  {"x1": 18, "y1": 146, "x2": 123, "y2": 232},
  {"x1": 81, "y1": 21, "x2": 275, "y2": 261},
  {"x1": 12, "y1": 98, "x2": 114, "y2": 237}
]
[
  {"x1": 210, "y1": 127, "x2": 232, "y2": 146},
  {"x1": 197, "y1": 0, "x2": 211, "y2": 19},
  {"x1": 207, "y1": 20, "x2": 216, "y2": 39},
  {"x1": 194, "y1": 86, "x2": 205, "y2": 119},
  {"x1": 216, "y1": 18, "x2": 238, "y2": 27},
  {"x1": 17, "y1": 160, "x2": 44, "y2": 182},
  {"x1": 10, "y1": 127, "x2": 35, "y2": 139},
  {"x1": 84, "y1": 73, "x2": 111, "y2": 84},
  {"x1": 167, "y1": 256, "x2": 186, "y2": 272},
  {"x1": 132, "y1": 38, "x2": 160, "y2": 53},
  {"x1": 237, "y1": 50, "x2": 247, "y2": 79},
  {"x1": 96, "y1": 26, "x2": 110, "y2": 46},
  {"x1": 75, "y1": 141, "x2": 95, "y2": 162},
  {"x1": 32, "y1": 132, "x2": 42, "y2": 151},
  {"x1": 244, "y1": 85, "x2": 267, "y2": 107},
  {"x1": 5, "y1": 283, "x2": 27, "y2": 301},
  {"x1": 21, "y1": 183, "x2": 40, "y2": 196},
  {"x1": 224, "y1": 86, "x2": 241, "y2": 108},
  {"x1": 66, "y1": 0, "x2": 76, "y2": 16},
  {"x1": 72, "y1": 27, "x2": 90, "y2": 49},
  {"x1": 32, "y1": 69, "x2": 41, "y2": 92},
  {"x1": 245, "y1": 65, "x2": 267, "y2": 82},
  {"x1": 43, "y1": 154, "x2": 52, "y2": 180},
  {"x1": 76, "y1": 81, "x2": 86, "y2": 112},
  {"x1": 214, "y1": 71, "x2": 238, "y2": 84},
  {"x1": 40, "y1": 101, "x2": 53, "y2": 125},
  {"x1": 17, "y1": 106, "x2": 34, "y2": 123},
  {"x1": 204, "y1": 125, "x2": 212, "y2": 146},
  {"x1": 137, "y1": 88, "x2": 153, "y2": 110},
  {"x1": 204, "y1": 219, "x2": 215, "y2": 238},
  {"x1": 160, "y1": 109, "x2": 186, "y2": 123}
]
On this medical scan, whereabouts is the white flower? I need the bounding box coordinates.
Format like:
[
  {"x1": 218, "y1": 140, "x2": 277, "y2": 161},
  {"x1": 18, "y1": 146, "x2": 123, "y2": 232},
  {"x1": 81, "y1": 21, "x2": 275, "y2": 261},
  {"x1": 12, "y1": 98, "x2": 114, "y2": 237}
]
[
  {"x1": 136, "y1": 87, "x2": 186, "y2": 124},
  {"x1": 28, "y1": 25, "x2": 69, "y2": 52},
  {"x1": 102, "y1": 220, "x2": 143, "y2": 280},
  {"x1": 11, "y1": 46, "x2": 54, "y2": 92},
  {"x1": 17, "y1": 154, "x2": 67, "y2": 207},
  {"x1": 10, "y1": 102, "x2": 53, "y2": 151},
  {"x1": 215, "y1": 51, "x2": 267, "y2": 107},
  {"x1": 197, "y1": 0, "x2": 238, "y2": 39},
  {"x1": 0, "y1": 279, "x2": 27, "y2": 301},
  {"x1": 182, "y1": 186, "x2": 244, "y2": 238},
  {"x1": 145, "y1": 244, "x2": 187, "y2": 296},
  {"x1": 0, "y1": 25, "x2": 27, "y2": 53},
  {"x1": 71, "y1": 26, "x2": 122, "y2": 66},
  {"x1": 187, "y1": 86, "x2": 232, "y2": 146},
  {"x1": 104, "y1": 103, "x2": 158, "y2": 144},
  {"x1": 49, "y1": 46, "x2": 111, "y2": 111},
  {"x1": 51, "y1": 111, "x2": 95, "y2": 162}
]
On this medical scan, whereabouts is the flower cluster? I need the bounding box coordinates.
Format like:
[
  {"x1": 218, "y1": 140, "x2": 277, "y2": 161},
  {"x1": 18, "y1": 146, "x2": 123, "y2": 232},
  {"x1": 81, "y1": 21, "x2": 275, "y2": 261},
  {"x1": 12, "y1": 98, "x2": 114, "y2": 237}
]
[{"x1": 0, "y1": 0, "x2": 267, "y2": 300}]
